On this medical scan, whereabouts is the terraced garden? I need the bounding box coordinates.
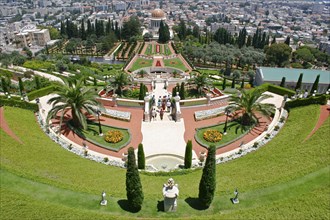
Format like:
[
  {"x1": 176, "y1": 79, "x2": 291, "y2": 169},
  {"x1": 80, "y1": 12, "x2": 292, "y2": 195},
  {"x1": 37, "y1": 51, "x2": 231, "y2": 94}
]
[
  {"x1": 163, "y1": 58, "x2": 189, "y2": 72},
  {"x1": 1, "y1": 105, "x2": 329, "y2": 219}
]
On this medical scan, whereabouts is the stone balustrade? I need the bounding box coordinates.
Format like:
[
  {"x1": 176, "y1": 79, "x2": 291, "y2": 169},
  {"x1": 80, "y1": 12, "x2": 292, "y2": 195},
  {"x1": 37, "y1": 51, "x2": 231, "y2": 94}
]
[
  {"x1": 103, "y1": 108, "x2": 131, "y2": 121},
  {"x1": 194, "y1": 106, "x2": 227, "y2": 121}
]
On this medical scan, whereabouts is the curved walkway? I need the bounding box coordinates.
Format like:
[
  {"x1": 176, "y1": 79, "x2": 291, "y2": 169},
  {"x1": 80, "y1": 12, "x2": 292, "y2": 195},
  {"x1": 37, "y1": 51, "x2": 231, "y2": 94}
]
[
  {"x1": 0, "y1": 107, "x2": 23, "y2": 144},
  {"x1": 304, "y1": 104, "x2": 330, "y2": 142}
]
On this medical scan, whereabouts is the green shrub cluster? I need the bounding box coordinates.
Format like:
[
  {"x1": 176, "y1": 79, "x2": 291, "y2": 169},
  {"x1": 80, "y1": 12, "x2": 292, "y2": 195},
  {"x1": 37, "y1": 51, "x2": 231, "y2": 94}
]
[
  {"x1": 256, "y1": 83, "x2": 295, "y2": 96},
  {"x1": 284, "y1": 95, "x2": 328, "y2": 110},
  {"x1": 0, "y1": 96, "x2": 38, "y2": 111},
  {"x1": 27, "y1": 85, "x2": 55, "y2": 101}
]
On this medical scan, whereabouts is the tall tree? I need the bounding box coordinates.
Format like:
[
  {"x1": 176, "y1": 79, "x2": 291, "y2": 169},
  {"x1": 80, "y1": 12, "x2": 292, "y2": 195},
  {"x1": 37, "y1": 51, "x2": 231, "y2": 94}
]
[
  {"x1": 158, "y1": 20, "x2": 170, "y2": 43},
  {"x1": 121, "y1": 16, "x2": 141, "y2": 41},
  {"x1": 198, "y1": 144, "x2": 216, "y2": 208},
  {"x1": 126, "y1": 147, "x2": 144, "y2": 211},
  {"x1": 222, "y1": 77, "x2": 227, "y2": 90},
  {"x1": 280, "y1": 77, "x2": 286, "y2": 87},
  {"x1": 178, "y1": 19, "x2": 187, "y2": 41},
  {"x1": 192, "y1": 25, "x2": 200, "y2": 39},
  {"x1": 137, "y1": 143, "x2": 145, "y2": 170},
  {"x1": 310, "y1": 74, "x2": 320, "y2": 94},
  {"x1": 184, "y1": 140, "x2": 192, "y2": 169},
  {"x1": 295, "y1": 73, "x2": 303, "y2": 91},
  {"x1": 265, "y1": 43, "x2": 292, "y2": 67},
  {"x1": 1, "y1": 77, "x2": 8, "y2": 94},
  {"x1": 284, "y1": 36, "x2": 290, "y2": 46},
  {"x1": 80, "y1": 19, "x2": 86, "y2": 40},
  {"x1": 179, "y1": 82, "x2": 186, "y2": 100},
  {"x1": 46, "y1": 78, "x2": 100, "y2": 129},
  {"x1": 18, "y1": 77, "x2": 24, "y2": 96}
]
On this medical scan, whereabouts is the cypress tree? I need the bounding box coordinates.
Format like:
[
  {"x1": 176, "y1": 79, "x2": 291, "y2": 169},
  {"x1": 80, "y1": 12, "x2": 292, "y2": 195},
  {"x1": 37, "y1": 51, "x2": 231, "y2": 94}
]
[
  {"x1": 246, "y1": 35, "x2": 252, "y2": 47},
  {"x1": 126, "y1": 147, "x2": 144, "y2": 211},
  {"x1": 241, "y1": 78, "x2": 245, "y2": 89},
  {"x1": 198, "y1": 145, "x2": 216, "y2": 208},
  {"x1": 222, "y1": 78, "x2": 227, "y2": 90},
  {"x1": 280, "y1": 77, "x2": 286, "y2": 87},
  {"x1": 271, "y1": 36, "x2": 276, "y2": 44},
  {"x1": 1, "y1": 77, "x2": 8, "y2": 93},
  {"x1": 310, "y1": 74, "x2": 320, "y2": 94},
  {"x1": 139, "y1": 83, "x2": 145, "y2": 100},
  {"x1": 184, "y1": 140, "x2": 192, "y2": 169},
  {"x1": 35, "y1": 75, "x2": 40, "y2": 89},
  {"x1": 231, "y1": 78, "x2": 236, "y2": 88},
  {"x1": 295, "y1": 73, "x2": 303, "y2": 91},
  {"x1": 179, "y1": 82, "x2": 185, "y2": 100},
  {"x1": 18, "y1": 77, "x2": 24, "y2": 96},
  {"x1": 137, "y1": 143, "x2": 145, "y2": 170},
  {"x1": 284, "y1": 36, "x2": 290, "y2": 46},
  {"x1": 172, "y1": 86, "x2": 177, "y2": 97}
]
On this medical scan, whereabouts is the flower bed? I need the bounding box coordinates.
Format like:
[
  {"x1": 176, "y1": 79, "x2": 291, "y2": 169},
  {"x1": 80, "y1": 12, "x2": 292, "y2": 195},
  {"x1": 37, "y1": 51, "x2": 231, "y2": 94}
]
[
  {"x1": 203, "y1": 130, "x2": 222, "y2": 142},
  {"x1": 104, "y1": 130, "x2": 123, "y2": 143}
]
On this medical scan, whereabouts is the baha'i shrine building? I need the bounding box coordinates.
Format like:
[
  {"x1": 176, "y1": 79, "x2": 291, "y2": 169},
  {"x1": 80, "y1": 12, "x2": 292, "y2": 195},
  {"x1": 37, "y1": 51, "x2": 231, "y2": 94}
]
[{"x1": 143, "y1": 8, "x2": 173, "y2": 40}]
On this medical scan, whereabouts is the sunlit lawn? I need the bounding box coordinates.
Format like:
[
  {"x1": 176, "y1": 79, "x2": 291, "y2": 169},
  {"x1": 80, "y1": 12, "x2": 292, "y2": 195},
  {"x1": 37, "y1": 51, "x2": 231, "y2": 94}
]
[{"x1": 129, "y1": 58, "x2": 153, "y2": 72}]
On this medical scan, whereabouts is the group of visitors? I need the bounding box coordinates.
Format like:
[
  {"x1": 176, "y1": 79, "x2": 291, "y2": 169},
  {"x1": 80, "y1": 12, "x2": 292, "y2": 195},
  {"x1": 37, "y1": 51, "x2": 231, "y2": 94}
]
[{"x1": 151, "y1": 95, "x2": 172, "y2": 121}]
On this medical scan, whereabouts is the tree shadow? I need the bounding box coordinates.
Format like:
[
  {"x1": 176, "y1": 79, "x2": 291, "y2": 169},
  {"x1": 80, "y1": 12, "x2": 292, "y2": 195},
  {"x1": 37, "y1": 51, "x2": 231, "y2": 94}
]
[
  {"x1": 185, "y1": 197, "x2": 208, "y2": 210},
  {"x1": 157, "y1": 200, "x2": 164, "y2": 212},
  {"x1": 117, "y1": 199, "x2": 141, "y2": 213}
]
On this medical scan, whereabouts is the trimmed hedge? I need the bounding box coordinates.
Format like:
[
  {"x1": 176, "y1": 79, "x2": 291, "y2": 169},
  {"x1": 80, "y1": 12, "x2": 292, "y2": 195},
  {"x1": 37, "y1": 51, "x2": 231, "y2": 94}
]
[
  {"x1": 284, "y1": 95, "x2": 328, "y2": 110},
  {"x1": 256, "y1": 83, "x2": 295, "y2": 97},
  {"x1": 0, "y1": 96, "x2": 38, "y2": 111},
  {"x1": 27, "y1": 85, "x2": 55, "y2": 101}
]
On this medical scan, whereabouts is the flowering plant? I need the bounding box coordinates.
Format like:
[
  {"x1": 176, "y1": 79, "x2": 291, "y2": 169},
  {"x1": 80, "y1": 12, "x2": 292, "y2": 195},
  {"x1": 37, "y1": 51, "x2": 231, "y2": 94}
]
[
  {"x1": 104, "y1": 130, "x2": 123, "y2": 143},
  {"x1": 203, "y1": 129, "x2": 222, "y2": 142}
]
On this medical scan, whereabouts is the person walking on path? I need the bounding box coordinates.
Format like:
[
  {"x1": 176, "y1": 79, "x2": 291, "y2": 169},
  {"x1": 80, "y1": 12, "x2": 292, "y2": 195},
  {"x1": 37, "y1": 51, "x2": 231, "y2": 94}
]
[
  {"x1": 160, "y1": 108, "x2": 164, "y2": 120},
  {"x1": 152, "y1": 108, "x2": 157, "y2": 121},
  {"x1": 166, "y1": 100, "x2": 171, "y2": 112}
]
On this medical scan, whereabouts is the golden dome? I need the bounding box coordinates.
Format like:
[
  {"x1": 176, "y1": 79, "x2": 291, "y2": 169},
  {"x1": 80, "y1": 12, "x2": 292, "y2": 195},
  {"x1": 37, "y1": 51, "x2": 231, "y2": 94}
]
[{"x1": 151, "y1": 9, "x2": 165, "y2": 18}]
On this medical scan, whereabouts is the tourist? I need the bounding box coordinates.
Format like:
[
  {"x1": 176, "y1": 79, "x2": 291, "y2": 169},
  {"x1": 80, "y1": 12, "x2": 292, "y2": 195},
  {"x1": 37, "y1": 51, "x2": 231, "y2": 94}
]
[
  {"x1": 166, "y1": 100, "x2": 171, "y2": 112},
  {"x1": 160, "y1": 108, "x2": 164, "y2": 120},
  {"x1": 152, "y1": 108, "x2": 157, "y2": 121},
  {"x1": 158, "y1": 96, "x2": 161, "y2": 108}
]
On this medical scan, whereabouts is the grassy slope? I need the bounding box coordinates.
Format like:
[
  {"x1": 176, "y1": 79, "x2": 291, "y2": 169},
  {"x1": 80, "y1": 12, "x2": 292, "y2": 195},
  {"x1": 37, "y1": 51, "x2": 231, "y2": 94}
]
[{"x1": 0, "y1": 105, "x2": 329, "y2": 219}]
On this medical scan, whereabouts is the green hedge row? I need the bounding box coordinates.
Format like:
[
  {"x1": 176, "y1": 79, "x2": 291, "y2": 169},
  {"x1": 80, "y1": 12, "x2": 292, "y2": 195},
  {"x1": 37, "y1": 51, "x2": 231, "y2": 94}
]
[
  {"x1": 256, "y1": 83, "x2": 296, "y2": 96},
  {"x1": 0, "y1": 96, "x2": 38, "y2": 111},
  {"x1": 27, "y1": 85, "x2": 55, "y2": 101},
  {"x1": 284, "y1": 95, "x2": 328, "y2": 110}
]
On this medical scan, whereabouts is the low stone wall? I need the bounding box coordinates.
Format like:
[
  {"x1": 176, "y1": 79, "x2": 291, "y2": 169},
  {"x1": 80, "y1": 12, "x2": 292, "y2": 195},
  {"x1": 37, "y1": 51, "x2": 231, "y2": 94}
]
[
  {"x1": 194, "y1": 106, "x2": 227, "y2": 121},
  {"x1": 102, "y1": 108, "x2": 131, "y2": 121}
]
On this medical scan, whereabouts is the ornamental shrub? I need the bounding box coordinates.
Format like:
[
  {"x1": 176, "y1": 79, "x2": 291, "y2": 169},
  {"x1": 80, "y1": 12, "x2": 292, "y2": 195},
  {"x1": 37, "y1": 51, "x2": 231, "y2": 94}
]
[
  {"x1": 184, "y1": 140, "x2": 192, "y2": 169},
  {"x1": 180, "y1": 82, "x2": 186, "y2": 100},
  {"x1": 284, "y1": 95, "x2": 327, "y2": 110},
  {"x1": 104, "y1": 130, "x2": 123, "y2": 143},
  {"x1": 198, "y1": 144, "x2": 216, "y2": 208},
  {"x1": 18, "y1": 77, "x2": 24, "y2": 96},
  {"x1": 137, "y1": 143, "x2": 145, "y2": 169},
  {"x1": 27, "y1": 85, "x2": 55, "y2": 101},
  {"x1": 126, "y1": 147, "x2": 144, "y2": 211},
  {"x1": 295, "y1": 73, "x2": 303, "y2": 91},
  {"x1": 310, "y1": 74, "x2": 320, "y2": 94}
]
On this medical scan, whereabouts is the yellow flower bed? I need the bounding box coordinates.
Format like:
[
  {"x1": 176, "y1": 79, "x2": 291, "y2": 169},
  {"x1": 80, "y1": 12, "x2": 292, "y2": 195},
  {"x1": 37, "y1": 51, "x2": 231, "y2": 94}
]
[
  {"x1": 203, "y1": 129, "x2": 222, "y2": 142},
  {"x1": 104, "y1": 130, "x2": 124, "y2": 143}
]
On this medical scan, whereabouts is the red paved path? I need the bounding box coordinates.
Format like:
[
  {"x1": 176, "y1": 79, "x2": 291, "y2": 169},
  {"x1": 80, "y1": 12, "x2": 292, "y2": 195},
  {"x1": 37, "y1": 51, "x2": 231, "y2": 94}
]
[
  {"x1": 304, "y1": 105, "x2": 330, "y2": 141},
  {"x1": 0, "y1": 107, "x2": 23, "y2": 144}
]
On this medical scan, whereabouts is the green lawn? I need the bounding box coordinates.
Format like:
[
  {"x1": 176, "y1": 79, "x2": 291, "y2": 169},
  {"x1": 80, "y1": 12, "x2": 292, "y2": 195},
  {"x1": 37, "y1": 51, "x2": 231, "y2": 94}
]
[
  {"x1": 145, "y1": 44, "x2": 153, "y2": 56},
  {"x1": 197, "y1": 68, "x2": 220, "y2": 75},
  {"x1": 164, "y1": 58, "x2": 188, "y2": 72},
  {"x1": 128, "y1": 58, "x2": 153, "y2": 72},
  {"x1": 164, "y1": 45, "x2": 172, "y2": 56},
  {"x1": 1, "y1": 105, "x2": 329, "y2": 219},
  {"x1": 195, "y1": 122, "x2": 250, "y2": 148},
  {"x1": 72, "y1": 121, "x2": 131, "y2": 151}
]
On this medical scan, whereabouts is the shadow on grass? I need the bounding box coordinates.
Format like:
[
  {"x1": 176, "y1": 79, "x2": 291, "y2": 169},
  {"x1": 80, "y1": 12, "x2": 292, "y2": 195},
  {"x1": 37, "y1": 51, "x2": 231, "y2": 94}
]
[
  {"x1": 117, "y1": 199, "x2": 141, "y2": 213},
  {"x1": 157, "y1": 200, "x2": 164, "y2": 212},
  {"x1": 185, "y1": 197, "x2": 208, "y2": 210}
]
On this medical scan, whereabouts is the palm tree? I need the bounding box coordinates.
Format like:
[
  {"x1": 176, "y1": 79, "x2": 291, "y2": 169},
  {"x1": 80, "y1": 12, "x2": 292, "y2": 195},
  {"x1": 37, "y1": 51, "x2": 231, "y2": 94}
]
[
  {"x1": 46, "y1": 78, "x2": 101, "y2": 130},
  {"x1": 227, "y1": 89, "x2": 274, "y2": 127},
  {"x1": 109, "y1": 71, "x2": 129, "y2": 96},
  {"x1": 192, "y1": 73, "x2": 210, "y2": 96}
]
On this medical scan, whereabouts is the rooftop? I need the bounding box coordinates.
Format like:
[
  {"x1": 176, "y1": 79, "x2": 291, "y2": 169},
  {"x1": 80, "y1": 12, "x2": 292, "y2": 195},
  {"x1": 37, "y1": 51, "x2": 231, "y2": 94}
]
[{"x1": 258, "y1": 67, "x2": 330, "y2": 84}]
